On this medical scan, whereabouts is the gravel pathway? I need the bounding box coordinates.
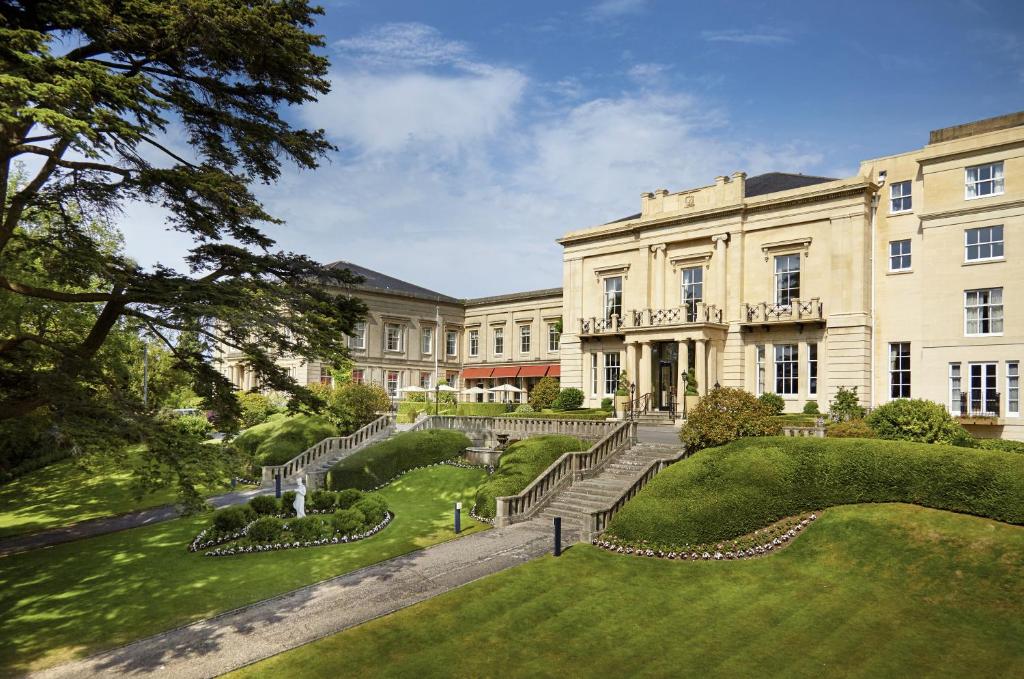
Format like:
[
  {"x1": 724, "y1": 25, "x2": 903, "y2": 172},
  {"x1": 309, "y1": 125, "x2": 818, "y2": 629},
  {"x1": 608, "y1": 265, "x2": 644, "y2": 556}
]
[{"x1": 29, "y1": 521, "x2": 555, "y2": 679}]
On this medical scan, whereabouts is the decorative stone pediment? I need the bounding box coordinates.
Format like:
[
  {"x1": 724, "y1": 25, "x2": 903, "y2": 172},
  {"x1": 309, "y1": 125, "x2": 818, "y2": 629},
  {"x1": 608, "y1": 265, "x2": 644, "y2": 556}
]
[
  {"x1": 593, "y1": 264, "x2": 631, "y2": 280},
  {"x1": 760, "y1": 237, "x2": 812, "y2": 261},
  {"x1": 669, "y1": 251, "x2": 714, "y2": 271}
]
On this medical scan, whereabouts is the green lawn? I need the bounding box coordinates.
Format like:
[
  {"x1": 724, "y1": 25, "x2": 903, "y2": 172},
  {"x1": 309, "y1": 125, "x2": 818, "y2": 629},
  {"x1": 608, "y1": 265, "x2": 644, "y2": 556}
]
[
  {"x1": 232, "y1": 504, "x2": 1024, "y2": 679},
  {"x1": 0, "y1": 465, "x2": 487, "y2": 673},
  {"x1": 0, "y1": 446, "x2": 190, "y2": 538}
]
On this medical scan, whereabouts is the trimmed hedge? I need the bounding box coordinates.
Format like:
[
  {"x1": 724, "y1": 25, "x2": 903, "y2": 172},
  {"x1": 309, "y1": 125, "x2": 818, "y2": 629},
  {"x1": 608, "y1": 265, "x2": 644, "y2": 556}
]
[
  {"x1": 827, "y1": 419, "x2": 876, "y2": 438},
  {"x1": 474, "y1": 435, "x2": 589, "y2": 519},
  {"x1": 326, "y1": 430, "x2": 471, "y2": 490},
  {"x1": 500, "y1": 410, "x2": 610, "y2": 420},
  {"x1": 976, "y1": 438, "x2": 1024, "y2": 454},
  {"x1": 213, "y1": 505, "x2": 255, "y2": 533},
  {"x1": 456, "y1": 402, "x2": 509, "y2": 417},
  {"x1": 233, "y1": 414, "x2": 338, "y2": 469},
  {"x1": 249, "y1": 495, "x2": 279, "y2": 515},
  {"x1": 607, "y1": 437, "x2": 1024, "y2": 546}
]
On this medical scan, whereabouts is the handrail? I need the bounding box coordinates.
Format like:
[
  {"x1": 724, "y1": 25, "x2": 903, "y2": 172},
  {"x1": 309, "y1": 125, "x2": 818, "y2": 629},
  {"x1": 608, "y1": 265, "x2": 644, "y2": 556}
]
[
  {"x1": 261, "y1": 413, "x2": 396, "y2": 484},
  {"x1": 582, "y1": 446, "x2": 689, "y2": 542},
  {"x1": 628, "y1": 392, "x2": 652, "y2": 420},
  {"x1": 494, "y1": 420, "x2": 637, "y2": 527},
  {"x1": 424, "y1": 415, "x2": 619, "y2": 440}
]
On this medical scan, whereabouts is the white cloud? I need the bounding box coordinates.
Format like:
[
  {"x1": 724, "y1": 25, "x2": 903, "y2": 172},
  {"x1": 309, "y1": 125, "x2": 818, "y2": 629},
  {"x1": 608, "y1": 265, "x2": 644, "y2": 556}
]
[
  {"x1": 627, "y1": 62, "x2": 669, "y2": 81},
  {"x1": 701, "y1": 28, "x2": 793, "y2": 46},
  {"x1": 333, "y1": 22, "x2": 471, "y2": 70},
  {"x1": 588, "y1": 0, "x2": 650, "y2": 19}
]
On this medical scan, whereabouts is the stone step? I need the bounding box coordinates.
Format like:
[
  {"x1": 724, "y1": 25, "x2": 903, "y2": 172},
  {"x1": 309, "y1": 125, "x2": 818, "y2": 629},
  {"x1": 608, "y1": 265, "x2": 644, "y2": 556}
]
[{"x1": 548, "y1": 499, "x2": 606, "y2": 514}]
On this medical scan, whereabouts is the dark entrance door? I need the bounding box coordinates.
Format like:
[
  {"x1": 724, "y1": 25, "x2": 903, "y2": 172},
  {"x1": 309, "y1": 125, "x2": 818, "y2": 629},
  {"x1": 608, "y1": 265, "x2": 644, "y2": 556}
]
[{"x1": 658, "y1": 361, "x2": 675, "y2": 410}]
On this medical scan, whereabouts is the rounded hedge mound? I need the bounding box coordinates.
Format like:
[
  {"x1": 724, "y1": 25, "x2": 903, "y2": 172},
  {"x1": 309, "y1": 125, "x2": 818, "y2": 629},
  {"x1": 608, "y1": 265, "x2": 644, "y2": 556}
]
[
  {"x1": 474, "y1": 435, "x2": 589, "y2": 519},
  {"x1": 233, "y1": 414, "x2": 338, "y2": 469},
  {"x1": 607, "y1": 437, "x2": 1024, "y2": 546},
  {"x1": 326, "y1": 430, "x2": 471, "y2": 490}
]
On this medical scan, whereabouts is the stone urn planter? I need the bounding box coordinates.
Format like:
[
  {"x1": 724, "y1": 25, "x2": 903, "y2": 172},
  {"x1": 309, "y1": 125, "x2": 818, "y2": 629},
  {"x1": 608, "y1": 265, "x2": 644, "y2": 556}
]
[{"x1": 614, "y1": 394, "x2": 629, "y2": 419}]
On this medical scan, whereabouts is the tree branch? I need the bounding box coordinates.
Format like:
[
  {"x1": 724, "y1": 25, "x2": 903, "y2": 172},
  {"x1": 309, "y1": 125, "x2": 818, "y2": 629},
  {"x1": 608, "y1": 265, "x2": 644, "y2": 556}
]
[{"x1": 0, "y1": 276, "x2": 120, "y2": 303}]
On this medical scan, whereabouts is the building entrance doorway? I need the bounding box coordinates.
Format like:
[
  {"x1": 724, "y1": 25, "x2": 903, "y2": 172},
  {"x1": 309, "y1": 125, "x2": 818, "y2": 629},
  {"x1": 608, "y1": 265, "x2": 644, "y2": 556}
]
[{"x1": 651, "y1": 342, "x2": 678, "y2": 411}]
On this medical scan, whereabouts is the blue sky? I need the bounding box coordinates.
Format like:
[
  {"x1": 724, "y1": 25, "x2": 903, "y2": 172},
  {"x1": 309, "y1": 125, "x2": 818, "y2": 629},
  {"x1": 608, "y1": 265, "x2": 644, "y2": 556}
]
[{"x1": 121, "y1": 0, "x2": 1024, "y2": 297}]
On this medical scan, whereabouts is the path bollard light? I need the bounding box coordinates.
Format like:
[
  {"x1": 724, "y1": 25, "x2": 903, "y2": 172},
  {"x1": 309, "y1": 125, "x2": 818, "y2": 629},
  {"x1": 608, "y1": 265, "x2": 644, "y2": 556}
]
[
  {"x1": 231, "y1": 477, "x2": 237, "y2": 490},
  {"x1": 455, "y1": 502, "x2": 462, "y2": 534},
  {"x1": 554, "y1": 516, "x2": 562, "y2": 557},
  {"x1": 275, "y1": 474, "x2": 282, "y2": 499}
]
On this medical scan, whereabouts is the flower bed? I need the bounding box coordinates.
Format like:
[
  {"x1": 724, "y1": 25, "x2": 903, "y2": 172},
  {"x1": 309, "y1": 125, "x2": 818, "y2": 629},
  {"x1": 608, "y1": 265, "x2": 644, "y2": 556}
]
[
  {"x1": 201, "y1": 512, "x2": 393, "y2": 557},
  {"x1": 595, "y1": 513, "x2": 819, "y2": 562}
]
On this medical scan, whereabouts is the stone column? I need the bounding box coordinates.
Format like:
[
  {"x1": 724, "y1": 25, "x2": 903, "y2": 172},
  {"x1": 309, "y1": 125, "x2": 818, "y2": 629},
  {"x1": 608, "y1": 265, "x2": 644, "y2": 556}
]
[
  {"x1": 625, "y1": 342, "x2": 638, "y2": 392},
  {"x1": 678, "y1": 340, "x2": 689, "y2": 388},
  {"x1": 639, "y1": 342, "x2": 653, "y2": 397},
  {"x1": 708, "y1": 341, "x2": 719, "y2": 389},
  {"x1": 651, "y1": 244, "x2": 666, "y2": 311},
  {"x1": 695, "y1": 339, "x2": 708, "y2": 396},
  {"x1": 711, "y1": 233, "x2": 729, "y2": 312}
]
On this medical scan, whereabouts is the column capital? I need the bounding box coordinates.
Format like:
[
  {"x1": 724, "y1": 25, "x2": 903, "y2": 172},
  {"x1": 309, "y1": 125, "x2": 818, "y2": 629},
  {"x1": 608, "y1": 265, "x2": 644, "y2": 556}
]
[
  {"x1": 711, "y1": 232, "x2": 730, "y2": 244},
  {"x1": 650, "y1": 243, "x2": 667, "y2": 256}
]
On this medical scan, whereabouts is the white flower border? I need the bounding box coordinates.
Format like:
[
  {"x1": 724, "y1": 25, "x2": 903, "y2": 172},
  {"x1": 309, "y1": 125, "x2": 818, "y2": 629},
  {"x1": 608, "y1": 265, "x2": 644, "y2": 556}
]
[
  {"x1": 594, "y1": 514, "x2": 818, "y2": 562},
  {"x1": 198, "y1": 511, "x2": 394, "y2": 557}
]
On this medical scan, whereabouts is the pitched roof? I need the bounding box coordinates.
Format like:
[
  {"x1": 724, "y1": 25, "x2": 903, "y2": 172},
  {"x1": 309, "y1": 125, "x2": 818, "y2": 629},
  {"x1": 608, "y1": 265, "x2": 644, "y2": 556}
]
[
  {"x1": 743, "y1": 172, "x2": 836, "y2": 197},
  {"x1": 464, "y1": 287, "x2": 563, "y2": 306},
  {"x1": 325, "y1": 260, "x2": 459, "y2": 303}
]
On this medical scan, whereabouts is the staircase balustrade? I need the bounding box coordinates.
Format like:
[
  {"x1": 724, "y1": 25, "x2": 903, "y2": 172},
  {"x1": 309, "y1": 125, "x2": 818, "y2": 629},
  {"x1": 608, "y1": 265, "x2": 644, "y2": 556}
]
[{"x1": 260, "y1": 413, "x2": 396, "y2": 484}]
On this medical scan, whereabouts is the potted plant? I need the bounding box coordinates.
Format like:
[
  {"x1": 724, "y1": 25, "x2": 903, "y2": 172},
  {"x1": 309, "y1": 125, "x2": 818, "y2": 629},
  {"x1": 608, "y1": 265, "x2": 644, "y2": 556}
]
[
  {"x1": 684, "y1": 368, "x2": 700, "y2": 414},
  {"x1": 614, "y1": 371, "x2": 631, "y2": 419}
]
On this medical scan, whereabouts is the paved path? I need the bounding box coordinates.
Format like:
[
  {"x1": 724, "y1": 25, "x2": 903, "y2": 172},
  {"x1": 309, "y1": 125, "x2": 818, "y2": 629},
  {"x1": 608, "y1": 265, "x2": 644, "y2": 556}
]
[
  {"x1": 0, "y1": 487, "x2": 270, "y2": 558},
  {"x1": 31, "y1": 521, "x2": 553, "y2": 679},
  {"x1": 636, "y1": 424, "x2": 682, "y2": 445}
]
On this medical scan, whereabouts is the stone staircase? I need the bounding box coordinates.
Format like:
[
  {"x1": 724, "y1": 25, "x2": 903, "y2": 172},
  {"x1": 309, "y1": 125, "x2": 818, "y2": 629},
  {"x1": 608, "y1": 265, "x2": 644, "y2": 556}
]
[
  {"x1": 634, "y1": 411, "x2": 677, "y2": 426},
  {"x1": 534, "y1": 441, "x2": 681, "y2": 540},
  {"x1": 305, "y1": 425, "x2": 395, "y2": 480}
]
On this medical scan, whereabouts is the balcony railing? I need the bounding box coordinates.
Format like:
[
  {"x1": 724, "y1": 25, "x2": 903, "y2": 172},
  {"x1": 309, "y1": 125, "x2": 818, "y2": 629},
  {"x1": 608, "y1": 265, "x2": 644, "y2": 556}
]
[
  {"x1": 958, "y1": 392, "x2": 1000, "y2": 419},
  {"x1": 741, "y1": 298, "x2": 823, "y2": 325},
  {"x1": 579, "y1": 303, "x2": 723, "y2": 336}
]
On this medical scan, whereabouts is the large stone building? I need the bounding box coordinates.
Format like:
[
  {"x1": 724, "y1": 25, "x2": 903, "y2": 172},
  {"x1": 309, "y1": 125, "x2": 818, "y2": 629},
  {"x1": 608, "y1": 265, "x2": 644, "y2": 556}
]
[{"x1": 217, "y1": 112, "x2": 1023, "y2": 439}]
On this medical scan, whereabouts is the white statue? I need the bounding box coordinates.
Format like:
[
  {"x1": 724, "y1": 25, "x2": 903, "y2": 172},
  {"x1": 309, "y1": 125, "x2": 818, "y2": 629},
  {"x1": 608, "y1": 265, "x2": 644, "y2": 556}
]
[{"x1": 293, "y1": 478, "x2": 306, "y2": 518}]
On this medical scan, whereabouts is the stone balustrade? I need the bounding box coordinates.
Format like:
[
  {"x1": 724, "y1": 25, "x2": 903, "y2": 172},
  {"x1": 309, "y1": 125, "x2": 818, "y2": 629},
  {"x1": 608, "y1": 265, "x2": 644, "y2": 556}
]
[{"x1": 261, "y1": 414, "x2": 396, "y2": 484}]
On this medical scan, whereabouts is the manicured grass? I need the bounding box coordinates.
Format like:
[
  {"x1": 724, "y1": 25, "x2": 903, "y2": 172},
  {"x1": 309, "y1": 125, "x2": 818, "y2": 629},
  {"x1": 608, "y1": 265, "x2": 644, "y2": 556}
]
[
  {"x1": 0, "y1": 446, "x2": 197, "y2": 538},
  {"x1": 0, "y1": 465, "x2": 487, "y2": 673},
  {"x1": 231, "y1": 504, "x2": 1024, "y2": 679},
  {"x1": 234, "y1": 413, "x2": 338, "y2": 467},
  {"x1": 608, "y1": 437, "x2": 1024, "y2": 546},
  {"x1": 326, "y1": 430, "x2": 471, "y2": 490},
  {"x1": 474, "y1": 435, "x2": 589, "y2": 518}
]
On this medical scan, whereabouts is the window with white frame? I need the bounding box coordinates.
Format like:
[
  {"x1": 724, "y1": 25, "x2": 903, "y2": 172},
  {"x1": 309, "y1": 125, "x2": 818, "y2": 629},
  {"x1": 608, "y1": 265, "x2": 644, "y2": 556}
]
[
  {"x1": 603, "y1": 276, "x2": 622, "y2": 320},
  {"x1": 493, "y1": 327, "x2": 504, "y2": 355},
  {"x1": 604, "y1": 353, "x2": 621, "y2": 396},
  {"x1": 965, "y1": 161, "x2": 1004, "y2": 199},
  {"x1": 348, "y1": 322, "x2": 366, "y2": 350},
  {"x1": 421, "y1": 327, "x2": 433, "y2": 355},
  {"x1": 774, "y1": 344, "x2": 798, "y2": 395},
  {"x1": 446, "y1": 330, "x2": 457, "y2": 357},
  {"x1": 468, "y1": 329, "x2": 479, "y2": 357},
  {"x1": 755, "y1": 344, "x2": 765, "y2": 396},
  {"x1": 384, "y1": 323, "x2": 403, "y2": 352},
  {"x1": 890, "y1": 180, "x2": 912, "y2": 213},
  {"x1": 548, "y1": 323, "x2": 560, "y2": 352},
  {"x1": 807, "y1": 343, "x2": 818, "y2": 396},
  {"x1": 446, "y1": 371, "x2": 459, "y2": 389},
  {"x1": 889, "y1": 239, "x2": 911, "y2": 271},
  {"x1": 519, "y1": 325, "x2": 531, "y2": 354},
  {"x1": 681, "y1": 266, "x2": 703, "y2": 322},
  {"x1": 969, "y1": 363, "x2": 998, "y2": 415},
  {"x1": 965, "y1": 288, "x2": 1003, "y2": 335},
  {"x1": 591, "y1": 353, "x2": 598, "y2": 396},
  {"x1": 352, "y1": 369, "x2": 365, "y2": 385},
  {"x1": 965, "y1": 225, "x2": 1004, "y2": 261},
  {"x1": 1008, "y1": 362, "x2": 1019, "y2": 417},
  {"x1": 774, "y1": 254, "x2": 801, "y2": 306},
  {"x1": 420, "y1": 372, "x2": 433, "y2": 390},
  {"x1": 385, "y1": 370, "x2": 399, "y2": 397},
  {"x1": 889, "y1": 342, "x2": 911, "y2": 398},
  {"x1": 949, "y1": 363, "x2": 962, "y2": 415}
]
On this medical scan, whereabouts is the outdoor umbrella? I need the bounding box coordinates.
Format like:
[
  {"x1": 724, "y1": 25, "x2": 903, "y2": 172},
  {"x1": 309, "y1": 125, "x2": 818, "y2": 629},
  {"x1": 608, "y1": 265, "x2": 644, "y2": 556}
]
[{"x1": 487, "y1": 384, "x2": 525, "y2": 403}]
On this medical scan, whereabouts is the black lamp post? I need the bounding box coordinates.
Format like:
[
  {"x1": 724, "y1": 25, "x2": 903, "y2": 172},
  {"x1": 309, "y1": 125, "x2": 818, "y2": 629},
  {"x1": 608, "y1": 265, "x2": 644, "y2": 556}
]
[
  {"x1": 629, "y1": 382, "x2": 636, "y2": 420},
  {"x1": 681, "y1": 372, "x2": 689, "y2": 420}
]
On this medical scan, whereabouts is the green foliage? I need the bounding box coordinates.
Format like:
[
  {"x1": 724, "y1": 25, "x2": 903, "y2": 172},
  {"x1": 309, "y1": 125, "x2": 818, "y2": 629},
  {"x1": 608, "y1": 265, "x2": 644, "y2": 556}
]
[
  {"x1": 514, "y1": 403, "x2": 534, "y2": 414},
  {"x1": 309, "y1": 490, "x2": 337, "y2": 512},
  {"x1": 867, "y1": 399, "x2": 974, "y2": 447},
  {"x1": 608, "y1": 437, "x2": 1024, "y2": 546},
  {"x1": 317, "y1": 383, "x2": 392, "y2": 434},
  {"x1": 397, "y1": 400, "x2": 431, "y2": 424},
  {"x1": 213, "y1": 506, "x2": 256, "y2": 533},
  {"x1": 335, "y1": 488, "x2": 365, "y2": 510},
  {"x1": 501, "y1": 409, "x2": 611, "y2": 420},
  {"x1": 331, "y1": 508, "x2": 367, "y2": 535},
  {"x1": 975, "y1": 438, "x2": 1024, "y2": 454},
  {"x1": 600, "y1": 397, "x2": 614, "y2": 412},
  {"x1": 552, "y1": 387, "x2": 585, "y2": 411},
  {"x1": 281, "y1": 491, "x2": 297, "y2": 517},
  {"x1": 353, "y1": 494, "x2": 389, "y2": 525},
  {"x1": 802, "y1": 400, "x2": 820, "y2": 415},
  {"x1": 529, "y1": 377, "x2": 561, "y2": 410},
  {"x1": 247, "y1": 516, "x2": 284, "y2": 543},
  {"x1": 827, "y1": 419, "x2": 877, "y2": 438},
  {"x1": 615, "y1": 371, "x2": 631, "y2": 397},
  {"x1": 685, "y1": 368, "x2": 698, "y2": 395},
  {"x1": 474, "y1": 436, "x2": 589, "y2": 518},
  {"x1": 327, "y1": 430, "x2": 471, "y2": 490},
  {"x1": 455, "y1": 402, "x2": 508, "y2": 417},
  {"x1": 287, "y1": 516, "x2": 331, "y2": 542},
  {"x1": 758, "y1": 392, "x2": 786, "y2": 416},
  {"x1": 680, "y1": 388, "x2": 781, "y2": 452},
  {"x1": 170, "y1": 414, "x2": 212, "y2": 440},
  {"x1": 238, "y1": 392, "x2": 276, "y2": 429},
  {"x1": 233, "y1": 414, "x2": 338, "y2": 468},
  {"x1": 249, "y1": 495, "x2": 279, "y2": 516},
  {"x1": 829, "y1": 386, "x2": 866, "y2": 422}
]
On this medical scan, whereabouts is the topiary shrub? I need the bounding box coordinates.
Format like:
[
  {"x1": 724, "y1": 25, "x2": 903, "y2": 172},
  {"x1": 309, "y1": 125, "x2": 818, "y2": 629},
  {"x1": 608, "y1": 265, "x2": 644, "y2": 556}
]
[
  {"x1": 281, "y1": 490, "x2": 297, "y2": 516},
  {"x1": 803, "y1": 400, "x2": 820, "y2": 415},
  {"x1": 213, "y1": 505, "x2": 256, "y2": 533},
  {"x1": 248, "y1": 516, "x2": 284, "y2": 543},
  {"x1": 680, "y1": 387, "x2": 780, "y2": 452},
  {"x1": 552, "y1": 387, "x2": 584, "y2": 411},
  {"x1": 326, "y1": 430, "x2": 470, "y2": 490},
  {"x1": 353, "y1": 493, "x2": 389, "y2": 526},
  {"x1": 287, "y1": 516, "x2": 331, "y2": 541},
  {"x1": 867, "y1": 399, "x2": 974, "y2": 447},
  {"x1": 829, "y1": 386, "x2": 866, "y2": 422},
  {"x1": 758, "y1": 392, "x2": 785, "y2": 416},
  {"x1": 336, "y1": 488, "x2": 364, "y2": 510},
  {"x1": 600, "y1": 397, "x2": 614, "y2": 412},
  {"x1": 249, "y1": 494, "x2": 279, "y2": 516},
  {"x1": 308, "y1": 490, "x2": 337, "y2": 512},
  {"x1": 331, "y1": 507, "x2": 367, "y2": 535},
  {"x1": 529, "y1": 377, "x2": 561, "y2": 410},
  {"x1": 514, "y1": 403, "x2": 535, "y2": 414},
  {"x1": 826, "y1": 418, "x2": 876, "y2": 438}
]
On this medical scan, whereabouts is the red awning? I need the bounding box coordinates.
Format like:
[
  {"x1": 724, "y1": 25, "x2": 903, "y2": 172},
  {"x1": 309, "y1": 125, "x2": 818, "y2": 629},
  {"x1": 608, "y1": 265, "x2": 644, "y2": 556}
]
[
  {"x1": 491, "y1": 366, "x2": 521, "y2": 378},
  {"x1": 546, "y1": 364, "x2": 561, "y2": 377},
  {"x1": 461, "y1": 367, "x2": 494, "y2": 379},
  {"x1": 518, "y1": 365, "x2": 550, "y2": 378}
]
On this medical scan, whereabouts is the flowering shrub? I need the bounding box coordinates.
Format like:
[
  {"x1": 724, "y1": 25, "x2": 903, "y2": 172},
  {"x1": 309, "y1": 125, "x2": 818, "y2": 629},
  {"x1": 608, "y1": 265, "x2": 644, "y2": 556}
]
[{"x1": 679, "y1": 387, "x2": 780, "y2": 451}]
